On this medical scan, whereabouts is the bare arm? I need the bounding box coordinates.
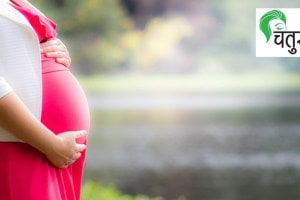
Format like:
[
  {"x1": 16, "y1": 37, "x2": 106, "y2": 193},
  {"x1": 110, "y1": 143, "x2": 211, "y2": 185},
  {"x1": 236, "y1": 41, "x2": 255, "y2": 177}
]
[{"x1": 0, "y1": 92, "x2": 86, "y2": 168}]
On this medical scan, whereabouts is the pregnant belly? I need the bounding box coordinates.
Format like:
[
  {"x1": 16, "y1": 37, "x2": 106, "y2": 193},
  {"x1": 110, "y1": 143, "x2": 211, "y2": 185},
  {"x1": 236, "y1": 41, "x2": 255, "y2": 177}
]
[{"x1": 41, "y1": 62, "x2": 90, "y2": 143}]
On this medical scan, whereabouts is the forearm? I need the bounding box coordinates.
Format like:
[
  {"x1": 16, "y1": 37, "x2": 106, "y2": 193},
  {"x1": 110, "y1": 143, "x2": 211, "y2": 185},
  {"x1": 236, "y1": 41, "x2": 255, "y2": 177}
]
[{"x1": 0, "y1": 92, "x2": 57, "y2": 155}]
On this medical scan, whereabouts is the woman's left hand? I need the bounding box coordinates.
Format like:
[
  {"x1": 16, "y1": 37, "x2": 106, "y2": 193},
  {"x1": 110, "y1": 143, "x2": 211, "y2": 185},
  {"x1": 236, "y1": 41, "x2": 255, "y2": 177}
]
[{"x1": 40, "y1": 38, "x2": 71, "y2": 68}]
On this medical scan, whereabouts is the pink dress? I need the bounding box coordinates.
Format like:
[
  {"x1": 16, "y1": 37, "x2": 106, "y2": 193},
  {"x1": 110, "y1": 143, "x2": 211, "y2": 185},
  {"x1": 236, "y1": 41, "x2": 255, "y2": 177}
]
[{"x1": 0, "y1": 1, "x2": 90, "y2": 199}]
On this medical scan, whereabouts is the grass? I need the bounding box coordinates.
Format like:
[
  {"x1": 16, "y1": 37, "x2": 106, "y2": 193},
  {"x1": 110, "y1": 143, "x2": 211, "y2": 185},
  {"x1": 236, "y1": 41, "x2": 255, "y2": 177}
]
[{"x1": 82, "y1": 181, "x2": 164, "y2": 200}]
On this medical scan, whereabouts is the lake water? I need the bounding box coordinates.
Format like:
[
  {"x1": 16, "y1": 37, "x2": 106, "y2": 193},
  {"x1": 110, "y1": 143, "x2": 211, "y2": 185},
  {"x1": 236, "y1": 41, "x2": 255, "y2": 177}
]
[{"x1": 84, "y1": 93, "x2": 300, "y2": 200}]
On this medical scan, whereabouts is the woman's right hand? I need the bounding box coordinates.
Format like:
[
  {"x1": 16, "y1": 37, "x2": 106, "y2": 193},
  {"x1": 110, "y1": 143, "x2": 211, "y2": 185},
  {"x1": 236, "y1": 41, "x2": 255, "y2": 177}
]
[
  {"x1": 45, "y1": 130, "x2": 87, "y2": 168},
  {"x1": 0, "y1": 92, "x2": 87, "y2": 169}
]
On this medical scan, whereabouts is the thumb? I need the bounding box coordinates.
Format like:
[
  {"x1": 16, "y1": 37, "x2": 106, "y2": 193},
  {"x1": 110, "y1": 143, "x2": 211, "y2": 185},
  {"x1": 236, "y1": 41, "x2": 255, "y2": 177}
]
[
  {"x1": 75, "y1": 130, "x2": 87, "y2": 139},
  {"x1": 76, "y1": 144, "x2": 86, "y2": 152},
  {"x1": 75, "y1": 130, "x2": 87, "y2": 144}
]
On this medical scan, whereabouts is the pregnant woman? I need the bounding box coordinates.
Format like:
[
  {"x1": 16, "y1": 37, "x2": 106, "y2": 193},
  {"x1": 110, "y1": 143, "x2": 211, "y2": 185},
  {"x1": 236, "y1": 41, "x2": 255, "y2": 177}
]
[{"x1": 0, "y1": 0, "x2": 90, "y2": 199}]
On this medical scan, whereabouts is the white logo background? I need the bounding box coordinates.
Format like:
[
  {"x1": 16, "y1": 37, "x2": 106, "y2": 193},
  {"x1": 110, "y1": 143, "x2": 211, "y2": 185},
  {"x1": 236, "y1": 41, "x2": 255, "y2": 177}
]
[{"x1": 256, "y1": 8, "x2": 300, "y2": 57}]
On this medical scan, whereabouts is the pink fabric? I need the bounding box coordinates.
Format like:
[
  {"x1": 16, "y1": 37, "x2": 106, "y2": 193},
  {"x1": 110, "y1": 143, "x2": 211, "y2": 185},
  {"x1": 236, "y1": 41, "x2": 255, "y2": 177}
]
[
  {"x1": 0, "y1": 1, "x2": 90, "y2": 199},
  {"x1": 10, "y1": 0, "x2": 57, "y2": 42},
  {"x1": 41, "y1": 68, "x2": 90, "y2": 200},
  {"x1": 41, "y1": 54, "x2": 66, "y2": 73},
  {"x1": 0, "y1": 143, "x2": 62, "y2": 199}
]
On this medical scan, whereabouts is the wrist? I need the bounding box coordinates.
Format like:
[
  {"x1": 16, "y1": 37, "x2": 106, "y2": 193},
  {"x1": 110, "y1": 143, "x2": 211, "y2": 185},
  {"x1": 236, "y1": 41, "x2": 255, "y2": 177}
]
[{"x1": 33, "y1": 129, "x2": 61, "y2": 156}]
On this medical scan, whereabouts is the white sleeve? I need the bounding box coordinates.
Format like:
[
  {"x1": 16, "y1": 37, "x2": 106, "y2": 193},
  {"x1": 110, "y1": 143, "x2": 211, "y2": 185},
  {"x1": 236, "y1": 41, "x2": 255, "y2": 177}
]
[{"x1": 0, "y1": 77, "x2": 13, "y2": 98}]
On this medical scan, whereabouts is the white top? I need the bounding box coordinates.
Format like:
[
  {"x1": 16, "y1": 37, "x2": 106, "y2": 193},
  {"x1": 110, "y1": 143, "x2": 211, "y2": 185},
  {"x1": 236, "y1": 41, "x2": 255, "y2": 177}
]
[{"x1": 0, "y1": 1, "x2": 42, "y2": 142}]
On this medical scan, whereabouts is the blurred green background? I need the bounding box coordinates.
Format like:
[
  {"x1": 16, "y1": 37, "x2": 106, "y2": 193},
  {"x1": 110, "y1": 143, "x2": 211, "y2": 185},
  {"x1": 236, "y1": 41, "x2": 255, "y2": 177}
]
[
  {"x1": 33, "y1": 0, "x2": 300, "y2": 199},
  {"x1": 34, "y1": 0, "x2": 300, "y2": 75}
]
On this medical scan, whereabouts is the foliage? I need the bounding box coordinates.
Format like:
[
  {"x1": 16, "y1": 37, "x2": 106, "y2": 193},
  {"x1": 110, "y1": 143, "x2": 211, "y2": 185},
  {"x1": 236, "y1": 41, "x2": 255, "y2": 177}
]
[
  {"x1": 32, "y1": 0, "x2": 196, "y2": 74},
  {"x1": 81, "y1": 17, "x2": 194, "y2": 73},
  {"x1": 35, "y1": 0, "x2": 130, "y2": 36},
  {"x1": 82, "y1": 181, "x2": 164, "y2": 200},
  {"x1": 33, "y1": 0, "x2": 300, "y2": 74}
]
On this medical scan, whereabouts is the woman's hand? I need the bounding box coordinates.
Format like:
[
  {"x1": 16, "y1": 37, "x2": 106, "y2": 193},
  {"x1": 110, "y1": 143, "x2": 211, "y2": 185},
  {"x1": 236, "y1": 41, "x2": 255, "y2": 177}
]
[
  {"x1": 40, "y1": 38, "x2": 71, "y2": 68},
  {"x1": 0, "y1": 92, "x2": 86, "y2": 169},
  {"x1": 45, "y1": 130, "x2": 87, "y2": 168}
]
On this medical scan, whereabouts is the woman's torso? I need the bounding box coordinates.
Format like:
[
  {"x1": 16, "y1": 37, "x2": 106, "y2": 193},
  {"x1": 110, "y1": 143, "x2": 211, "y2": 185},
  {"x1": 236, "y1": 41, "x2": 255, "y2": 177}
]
[{"x1": 11, "y1": 0, "x2": 90, "y2": 135}]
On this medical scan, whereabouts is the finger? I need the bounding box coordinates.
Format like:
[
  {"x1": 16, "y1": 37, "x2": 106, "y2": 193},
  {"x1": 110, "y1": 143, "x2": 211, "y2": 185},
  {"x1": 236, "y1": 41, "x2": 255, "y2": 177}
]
[
  {"x1": 76, "y1": 144, "x2": 86, "y2": 152},
  {"x1": 41, "y1": 41, "x2": 67, "y2": 53},
  {"x1": 66, "y1": 159, "x2": 74, "y2": 165},
  {"x1": 55, "y1": 161, "x2": 68, "y2": 169},
  {"x1": 72, "y1": 152, "x2": 81, "y2": 160},
  {"x1": 40, "y1": 41, "x2": 61, "y2": 52},
  {"x1": 67, "y1": 152, "x2": 81, "y2": 165},
  {"x1": 56, "y1": 58, "x2": 71, "y2": 68},
  {"x1": 41, "y1": 46, "x2": 62, "y2": 54},
  {"x1": 75, "y1": 130, "x2": 87, "y2": 139},
  {"x1": 75, "y1": 130, "x2": 87, "y2": 144},
  {"x1": 62, "y1": 164, "x2": 69, "y2": 169},
  {"x1": 62, "y1": 153, "x2": 81, "y2": 167},
  {"x1": 47, "y1": 52, "x2": 66, "y2": 58},
  {"x1": 45, "y1": 51, "x2": 67, "y2": 58},
  {"x1": 52, "y1": 38, "x2": 67, "y2": 50},
  {"x1": 41, "y1": 38, "x2": 61, "y2": 47},
  {"x1": 41, "y1": 43, "x2": 67, "y2": 52},
  {"x1": 40, "y1": 41, "x2": 58, "y2": 48}
]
